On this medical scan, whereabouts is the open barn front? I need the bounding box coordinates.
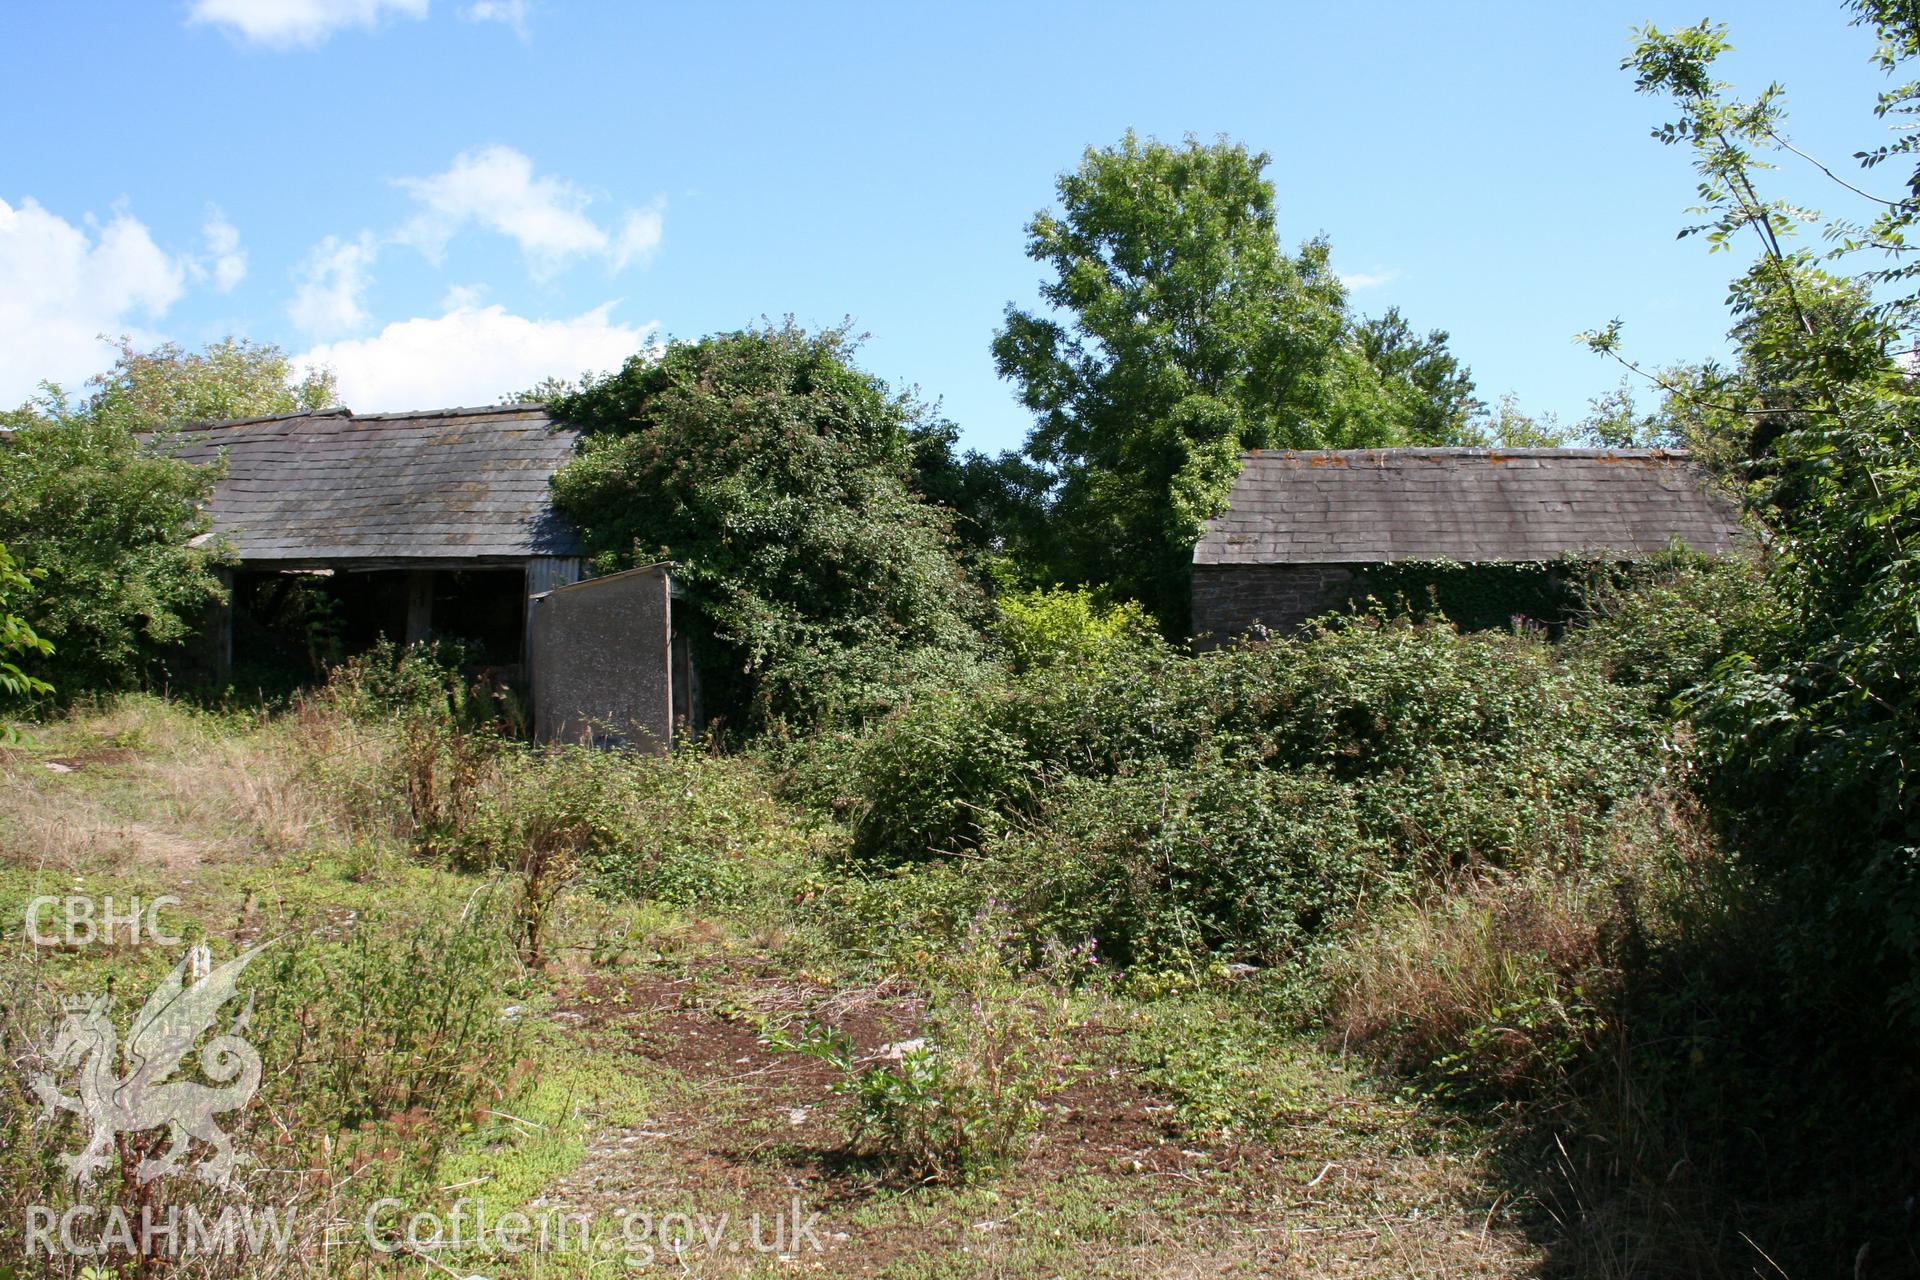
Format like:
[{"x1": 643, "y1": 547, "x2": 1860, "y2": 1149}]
[
  {"x1": 157, "y1": 405, "x2": 598, "y2": 716},
  {"x1": 226, "y1": 565, "x2": 531, "y2": 689}
]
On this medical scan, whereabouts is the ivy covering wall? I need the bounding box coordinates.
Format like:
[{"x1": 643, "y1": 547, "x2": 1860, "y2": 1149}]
[{"x1": 1353, "y1": 559, "x2": 1580, "y2": 634}]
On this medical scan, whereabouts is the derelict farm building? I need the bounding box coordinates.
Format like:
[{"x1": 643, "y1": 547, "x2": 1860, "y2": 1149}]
[
  {"x1": 162, "y1": 404, "x2": 696, "y2": 748},
  {"x1": 1191, "y1": 447, "x2": 1748, "y2": 639},
  {"x1": 162, "y1": 412, "x2": 1750, "y2": 739}
]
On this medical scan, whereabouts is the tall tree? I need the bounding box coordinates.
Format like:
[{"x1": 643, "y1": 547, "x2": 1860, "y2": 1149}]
[
  {"x1": 1356, "y1": 308, "x2": 1483, "y2": 445},
  {"x1": 0, "y1": 336, "x2": 335, "y2": 695},
  {"x1": 85, "y1": 336, "x2": 337, "y2": 430},
  {"x1": 993, "y1": 133, "x2": 1399, "y2": 629},
  {"x1": 549, "y1": 323, "x2": 985, "y2": 733}
]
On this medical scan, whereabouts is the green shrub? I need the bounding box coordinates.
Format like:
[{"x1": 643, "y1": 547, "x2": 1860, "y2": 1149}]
[
  {"x1": 0, "y1": 542, "x2": 53, "y2": 714},
  {"x1": 321, "y1": 637, "x2": 497, "y2": 726},
  {"x1": 832, "y1": 636, "x2": 1195, "y2": 866},
  {"x1": 1358, "y1": 557, "x2": 1576, "y2": 632},
  {"x1": 1563, "y1": 549, "x2": 1779, "y2": 709},
  {"x1": 985, "y1": 756, "x2": 1382, "y2": 970},
  {"x1": 846, "y1": 686, "x2": 1042, "y2": 863},
  {"x1": 770, "y1": 922, "x2": 1067, "y2": 1182},
  {"x1": 819, "y1": 617, "x2": 1658, "y2": 1000},
  {"x1": 458, "y1": 743, "x2": 821, "y2": 926},
  {"x1": 1210, "y1": 617, "x2": 1647, "y2": 803},
  {"x1": 807, "y1": 857, "x2": 995, "y2": 968},
  {"x1": 993, "y1": 584, "x2": 1156, "y2": 673},
  {"x1": 841, "y1": 616, "x2": 1657, "y2": 876},
  {"x1": 245, "y1": 896, "x2": 529, "y2": 1180}
]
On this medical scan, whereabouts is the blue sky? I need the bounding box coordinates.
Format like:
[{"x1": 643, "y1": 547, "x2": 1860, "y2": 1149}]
[{"x1": 0, "y1": 1, "x2": 1892, "y2": 454}]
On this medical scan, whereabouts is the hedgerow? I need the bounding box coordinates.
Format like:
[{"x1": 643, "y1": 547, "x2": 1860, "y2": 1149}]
[{"x1": 810, "y1": 615, "x2": 1661, "y2": 975}]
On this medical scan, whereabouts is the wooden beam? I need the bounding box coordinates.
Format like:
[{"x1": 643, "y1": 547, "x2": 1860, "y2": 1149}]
[
  {"x1": 404, "y1": 571, "x2": 434, "y2": 646},
  {"x1": 210, "y1": 568, "x2": 233, "y2": 684}
]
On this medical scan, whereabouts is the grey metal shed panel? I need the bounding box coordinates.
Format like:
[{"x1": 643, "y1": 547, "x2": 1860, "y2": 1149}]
[{"x1": 529, "y1": 563, "x2": 676, "y2": 751}]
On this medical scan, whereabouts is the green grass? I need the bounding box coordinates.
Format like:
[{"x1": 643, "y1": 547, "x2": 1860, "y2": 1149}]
[{"x1": 0, "y1": 694, "x2": 1541, "y2": 1279}]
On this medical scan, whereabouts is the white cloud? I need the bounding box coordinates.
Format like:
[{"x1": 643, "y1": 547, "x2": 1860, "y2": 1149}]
[
  {"x1": 612, "y1": 200, "x2": 666, "y2": 271},
  {"x1": 202, "y1": 209, "x2": 247, "y2": 292},
  {"x1": 187, "y1": 0, "x2": 429, "y2": 49},
  {"x1": 399, "y1": 146, "x2": 604, "y2": 275},
  {"x1": 296, "y1": 302, "x2": 655, "y2": 410},
  {"x1": 1339, "y1": 268, "x2": 1402, "y2": 291},
  {"x1": 462, "y1": 0, "x2": 527, "y2": 36},
  {"x1": 0, "y1": 197, "x2": 186, "y2": 403},
  {"x1": 289, "y1": 232, "x2": 379, "y2": 335},
  {"x1": 440, "y1": 282, "x2": 488, "y2": 311},
  {"x1": 397, "y1": 145, "x2": 663, "y2": 277}
]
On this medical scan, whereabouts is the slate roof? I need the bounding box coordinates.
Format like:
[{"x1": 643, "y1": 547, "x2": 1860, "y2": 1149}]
[
  {"x1": 155, "y1": 405, "x2": 583, "y2": 563},
  {"x1": 1194, "y1": 448, "x2": 1747, "y2": 567}
]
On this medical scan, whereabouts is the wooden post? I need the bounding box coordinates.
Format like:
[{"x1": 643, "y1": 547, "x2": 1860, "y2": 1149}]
[
  {"x1": 209, "y1": 568, "x2": 233, "y2": 684},
  {"x1": 404, "y1": 570, "x2": 434, "y2": 646}
]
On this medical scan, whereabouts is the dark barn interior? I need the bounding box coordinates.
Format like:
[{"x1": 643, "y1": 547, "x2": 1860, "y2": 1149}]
[{"x1": 231, "y1": 567, "x2": 530, "y2": 680}]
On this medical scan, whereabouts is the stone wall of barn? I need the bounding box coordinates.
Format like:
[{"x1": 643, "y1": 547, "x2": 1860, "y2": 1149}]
[
  {"x1": 1192, "y1": 560, "x2": 1594, "y2": 642},
  {"x1": 1191, "y1": 563, "x2": 1359, "y2": 643}
]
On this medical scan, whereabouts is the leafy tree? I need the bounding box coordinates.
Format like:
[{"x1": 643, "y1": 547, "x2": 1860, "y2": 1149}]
[
  {"x1": 84, "y1": 336, "x2": 336, "y2": 430},
  {"x1": 1607, "y1": 11, "x2": 1920, "y2": 1020},
  {"x1": 993, "y1": 133, "x2": 1402, "y2": 629},
  {"x1": 1356, "y1": 308, "x2": 1484, "y2": 444},
  {"x1": 1575, "y1": 377, "x2": 1669, "y2": 448},
  {"x1": 0, "y1": 337, "x2": 333, "y2": 695},
  {"x1": 0, "y1": 543, "x2": 53, "y2": 712},
  {"x1": 1464, "y1": 391, "x2": 1568, "y2": 447},
  {"x1": 549, "y1": 323, "x2": 986, "y2": 733},
  {"x1": 904, "y1": 430, "x2": 1056, "y2": 584}
]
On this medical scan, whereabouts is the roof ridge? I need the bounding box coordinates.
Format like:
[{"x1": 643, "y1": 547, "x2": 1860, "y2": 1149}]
[
  {"x1": 351, "y1": 403, "x2": 551, "y2": 421},
  {"x1": 1242, "y1": 446, "x2": 1692, "y2": 461},
  {"x1": 171, "y1": 402, "x2": 555, "y2": 432},
  {"x1": 170, "y1": 407, "x2": 351, "y2": 432}
]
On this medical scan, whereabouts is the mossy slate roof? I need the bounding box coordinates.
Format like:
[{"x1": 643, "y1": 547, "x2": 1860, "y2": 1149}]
[
  {"x1": 1194, "y1": 447, "x2": 1747, "y2": 567},
  {"x1": 157, "y1": 405, "x2": 583, "y2": 563}
]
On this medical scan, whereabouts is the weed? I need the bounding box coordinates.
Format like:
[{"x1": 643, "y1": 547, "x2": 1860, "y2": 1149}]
[
  {"x1": 769, "y1": 921, "x2": 1068, "y2": 1182},
  {"x1": 1331, "y1": 869, "x2": 1616, "y2": 1103}
]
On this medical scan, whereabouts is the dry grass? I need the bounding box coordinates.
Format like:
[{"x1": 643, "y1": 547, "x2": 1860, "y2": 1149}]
[
  {"x1": 0, "y1": 696, "x2": 347, "y2": 878},
  {"x1": 1318, "y1": 790, "x2": 1879, "y2": 1279},
  {"x1": 1331, "y1": 869, "x2": 1619, "y2": 1101}
]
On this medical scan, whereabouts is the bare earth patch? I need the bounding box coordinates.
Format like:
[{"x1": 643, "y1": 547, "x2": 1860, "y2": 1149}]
[{"x1": 531, "y1": 964, "x2": 1541, "y2": 1278}]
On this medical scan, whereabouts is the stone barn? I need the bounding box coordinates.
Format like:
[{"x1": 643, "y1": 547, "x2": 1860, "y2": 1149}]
[
  {"x1": 1190, "y1": 446, "x2": 1748, "y2": 640},
  {"x1": 161, "y1": 403, "x2": 695, "y2": 749}
]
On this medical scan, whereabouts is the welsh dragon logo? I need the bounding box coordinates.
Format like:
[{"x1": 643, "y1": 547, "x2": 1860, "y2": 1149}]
[{"x1": 33, "y1": 943, "x2": 269, "y2": 1187}]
